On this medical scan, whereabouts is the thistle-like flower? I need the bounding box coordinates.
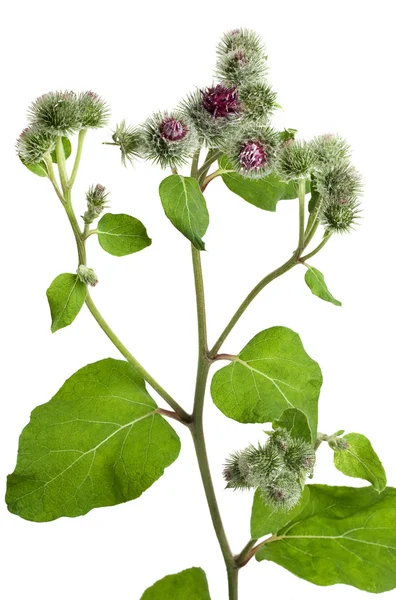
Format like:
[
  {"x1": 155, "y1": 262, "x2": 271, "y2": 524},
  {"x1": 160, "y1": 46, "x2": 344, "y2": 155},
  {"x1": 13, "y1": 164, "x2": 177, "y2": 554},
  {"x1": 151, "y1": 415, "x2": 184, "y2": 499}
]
[
  {"x1": 319, "y1": 197, "x2": 361, "y2": 234},
  {"x1": 225, "y1": 124, "x2": 279, "y2": 179},
  {"x1": 283, "y1": 438, "x2": 316, "y2": 477},
  {"x1": 16, "y1": 126, "x2": 56, "y2": 164},
  {"x1": 111, "y1": 120, "x2": 142, "y2": 166},
  {"x1": 222, "y1": 450, "x2": 252, "y2": 490},
  {"x1": 276, "y1": 140, "x2": 316, "y2": 181},
  {"x1": 181, "y1": 84, "x2": 241, "y2": 147},
  {"x1": 216, "y1": 49, "x2": 268, "y2": 87},
  {"x1": 217, "y1": 28, "x2": 266, "y2": 58},
  {"x1": 140, "y1": 111, "x2": 198, "y2": 169},
  {"x1": 78, "y1": 91, "x2": 110, "y2": 129},
  {"x1": 238, "y1": 443, "x2": 284, "y2": 487},
  {"x1": 83, "y1": 184, "x2": 109, "y2": 224},
  {"x1": 315, "y1": 162, "x2": 362, "y2": 203},
  {"x1": 28, "y1": 91, "x2": 80, "y2": 135},
  {"x1": 77, "y1": 265, "x2": 98, "y2": 287},
  {"x1": 239, "y1": 82, "x2": 278, "y2": 123},
  {"x1": 310, "y1": 133, "x2": 351, "y2": 167}
]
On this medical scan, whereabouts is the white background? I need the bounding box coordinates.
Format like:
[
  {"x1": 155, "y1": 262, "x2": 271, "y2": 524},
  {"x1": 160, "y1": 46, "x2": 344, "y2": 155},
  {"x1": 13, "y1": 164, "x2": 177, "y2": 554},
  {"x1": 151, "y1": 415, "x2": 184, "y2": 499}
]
[{"x1": 1, "y1": 1, "x2": 395, "y2": 598}]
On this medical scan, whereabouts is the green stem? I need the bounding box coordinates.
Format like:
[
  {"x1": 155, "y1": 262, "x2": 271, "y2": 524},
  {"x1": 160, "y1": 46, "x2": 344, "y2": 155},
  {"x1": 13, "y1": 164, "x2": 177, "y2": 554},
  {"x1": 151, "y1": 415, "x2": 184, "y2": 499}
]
[
  {"x1": 300, "y1": 233, "x2": 331, "y2": 262},
  {"x1": 197, "y1": 150, "x2": 223, "y2": 183},
  {"x1": 55, "y1": 136, "x2": 69, "y2": 196},
  {"x1": 63, "y1": 201, "x2": 190, "y2": 422},
  {"x1": 43, "y1": 154, "x2": 64, "y2": 203},
  {"x1": 297, "y1": 178, "x2": 306, "y2": 256},
  {"x1": 190, "y1": 244, "x2": 238, "y2": 600},
  {"x1": 69, "y1": 129, "x2": 87, "y2": 189},
  {"x1": 191, "y1": 148, "x2": 201, "y2": 180},
  {"x1": 236, "y1": 539, "x2": 258, "y2": 568},
  {"x1": 201, "y1": 169, "x2": 232, "y2": 192}
]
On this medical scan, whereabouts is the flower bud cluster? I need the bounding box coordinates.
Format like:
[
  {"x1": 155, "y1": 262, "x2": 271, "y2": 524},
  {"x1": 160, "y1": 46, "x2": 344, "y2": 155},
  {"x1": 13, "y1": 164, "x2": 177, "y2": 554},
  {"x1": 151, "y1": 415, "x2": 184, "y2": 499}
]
[
  {"x1": 77, "y1": 264, "x2": 98, "y2": 287},
  {"x1": 215, "y1": 29, "x2": 268, "y2": 86},
  {"x1": 111, "y1": 120, "x2": 143, "y2": 166},
  {"x1": 223, "y1": 428, "x2": 316, "y2": 511},
  {"x1": 83, "y1": 184, "x2": 109, "y2": 224},
  {"x1": 225, "y1": 124, "x2": 279, "y2": 179}
]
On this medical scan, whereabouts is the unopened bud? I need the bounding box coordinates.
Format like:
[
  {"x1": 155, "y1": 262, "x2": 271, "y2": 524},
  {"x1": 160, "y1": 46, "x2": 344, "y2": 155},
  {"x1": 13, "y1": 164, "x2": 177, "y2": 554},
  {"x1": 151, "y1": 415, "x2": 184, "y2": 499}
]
[{"x1": 77, "y1": 265, "x2": 98, "y2": 287}]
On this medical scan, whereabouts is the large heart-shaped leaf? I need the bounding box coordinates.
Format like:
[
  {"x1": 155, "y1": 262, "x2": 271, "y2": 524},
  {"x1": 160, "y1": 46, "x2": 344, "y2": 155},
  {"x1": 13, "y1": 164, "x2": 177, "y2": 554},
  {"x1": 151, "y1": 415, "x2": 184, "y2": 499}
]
[
  {"x1": 97, "y1": 213, "x2": 152, "y2": 256},
  {"x1": 333, "y1": 433, "x2": 387, "y2": 493},
  {"x1": 211, "y1": 327, "x2": 322, "y2": 440},
  {"x1": 159, "y1": 175, "x2": 209, "y2": 250},
  {"x1": 6, "y1": 359, "x2": 181, "y2": 522},
  {"x1": 256, "y1": 485, "x2": 396, "y2": 593},
  {"x1": 140, "y1": 568, "x2": 211, "y2": 600}
]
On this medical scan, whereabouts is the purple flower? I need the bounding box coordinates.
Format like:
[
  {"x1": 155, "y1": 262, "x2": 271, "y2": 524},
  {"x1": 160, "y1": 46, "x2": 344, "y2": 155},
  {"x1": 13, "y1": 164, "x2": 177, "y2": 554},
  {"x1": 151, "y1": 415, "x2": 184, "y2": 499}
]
[
  {"x1": 201, "y1": 84, "x2": 240, "y2": 118},
  {"x1": 239, "y1": 141, "x2": 267, "y2": 171},
  {"x1": 160, "y1": 117, "x2": 188, "y2": 141}
]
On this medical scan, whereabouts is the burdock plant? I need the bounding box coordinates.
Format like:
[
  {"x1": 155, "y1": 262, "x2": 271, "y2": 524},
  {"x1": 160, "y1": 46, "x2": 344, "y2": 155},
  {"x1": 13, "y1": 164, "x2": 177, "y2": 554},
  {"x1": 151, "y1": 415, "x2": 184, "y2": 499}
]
[{"x1": 6, "y1": 28, "x2": 394, "y2": 600}]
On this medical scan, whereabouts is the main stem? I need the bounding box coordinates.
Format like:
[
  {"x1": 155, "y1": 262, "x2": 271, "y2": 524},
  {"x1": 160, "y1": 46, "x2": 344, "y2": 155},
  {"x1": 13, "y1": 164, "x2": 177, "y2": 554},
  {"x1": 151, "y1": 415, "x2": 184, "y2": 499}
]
[{"x1": 190, "y1": 246, "x2": 238, "y2": 599}]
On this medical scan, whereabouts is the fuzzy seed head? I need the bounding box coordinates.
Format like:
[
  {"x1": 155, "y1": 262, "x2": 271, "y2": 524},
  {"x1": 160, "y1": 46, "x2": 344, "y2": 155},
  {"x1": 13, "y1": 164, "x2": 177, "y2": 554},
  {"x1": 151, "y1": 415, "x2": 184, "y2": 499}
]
[
  {"x1": 28, "y1": 90, "x2": 80, "y2": 135},
  {"x1": 239, "y1": 82, "x2": 278, "y2": 122},
  {"x1": 111, "y1": 120, "x2": 142, "y2": 166},
  {"x1": 78, "y1": 91, "x2": 110, "y2": 129},
  {"x1": 16, "y1": 126, "x2": 56, "y2": 164},
  {"x1": 276, "y1": 140, "x2": 316, "y2": 181},
  {"x1": 140, "y1": 111, "x2": 198, "y2": 169},
  {"x1": 77, "y1": 265, "x2": 98, "y2": 287}
]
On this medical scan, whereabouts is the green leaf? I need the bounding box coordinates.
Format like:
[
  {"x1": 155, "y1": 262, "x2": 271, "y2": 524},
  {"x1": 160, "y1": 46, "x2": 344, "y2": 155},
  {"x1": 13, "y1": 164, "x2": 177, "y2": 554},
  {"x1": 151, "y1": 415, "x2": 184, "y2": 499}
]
[
  {"x1": 97, "y1": 213, "x2": 152, "y2": 256},
  {"x1": 159, "y1": 174, "x2": 209, "y2": 250},
  {"x1": 140, "y1": 568, "x2": 211, "y2": 600},
  {"x1": 304, "y1": 265, "x2": 342, "y2": 306},
  {"x1": 273, "y1": 408, "x2": 312, "y2": 442},
  {"x1": 211, "y1": 327, "x2": 322, "y2": 441},
  {"x1": 46, "y1": 273, "x2": 87, "y2": 333},
  {"x1": 6, "y1": 358, "x2": 181, "y2": 522},
  {"x1": 256, "y1": 485, "x2": 396, "y2": 593},
  {"x1": 334, "y1": 433, "x2": 387, "y2": 493},
  {"x1": 219, "y1": 157, "x2": 286, "y2": 211},
  {"x1": 21, "y1": 160, "x2": 48, "y2": 177},
  {"x1": 51, "y1": 137, "x2": 72, "y2": 163},
  {"x1": 281, "y1": 179, "x2": 311, "y2": 200},
  {"x1": 251, "y1": 486, "x2": 310, "y2": 538}
]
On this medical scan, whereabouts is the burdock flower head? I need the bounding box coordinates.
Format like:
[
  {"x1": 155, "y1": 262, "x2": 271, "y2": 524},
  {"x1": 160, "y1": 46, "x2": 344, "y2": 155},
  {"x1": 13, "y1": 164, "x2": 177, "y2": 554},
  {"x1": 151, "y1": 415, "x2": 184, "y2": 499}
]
[
  {"x1": 223, "y1": 428, "x2": 316, "y2": 510},
  {"x1": 311, "y1": 133, "x2": 351, "y2": 167},
  {"x1": 111, "y1": 120, "x2": 142, "y2": 166},
  {"x1": 182, "y1": 84, "x2": 241, "y2": 147},
  {"x1": 239, "y1": 81, "x2": 278, "y2": 123},
  {"x1": 16, "y1": 126, "x2": 56, "y2": 164},
  {"x1": 276, "y1": 140, "x2": 316, "y2": 181},
  {"x1": 216, "y1": 29, "x2": 268, "y2": 86},
  {"x1": 77, "y1": 91, "x2": 110, "y2": 129},
  {"x1": 83, "y1": 184, "x2": 109, "y2": 224},
  {"x1": 140, "y1": 111, "x2": 198, "y2": 169},
  {"x1": 28, "y1": 90, "x2": 80, "y2": 135},
  {"x1": 225, "y1": 124, "x2": 279, "y2": 179}
]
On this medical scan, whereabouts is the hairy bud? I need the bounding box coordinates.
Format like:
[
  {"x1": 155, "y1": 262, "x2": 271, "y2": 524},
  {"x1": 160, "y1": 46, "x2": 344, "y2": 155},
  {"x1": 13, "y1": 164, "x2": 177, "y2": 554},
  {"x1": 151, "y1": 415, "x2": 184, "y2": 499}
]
[
  {"x1": 276, "y1": 140, "x2": 316, "y2": 181},
  {"x1": 217, "y1": 28, "x2": 266, "y2": 58},
  {"x1": 320, "y1": 197, "x2": 361, "y2": 234},
  {"x1": 78, "y1": 91, "x2": 110, "y2": 129},
  {"x1": 310, "y1": 134, "x2": 351, "y2": 167},
  {"x1": 239, "y1": 82, "x2": 278, "y2": 123},
  {"x1": 222, "y1": 450, "x2": 252, "y2": 490},
  {"x1": 28, "y1": 90, "x2": 80, "y2": 135},
  {"x1": 283, "y1": 438, "x2": 316, "y2": 477},
  {"x1": 111, "y1": 120, "x2": 142, "y2": 166},
  {"x1": 328, "y1": 435, "x2": 350, "y2": 451},
  {"x1": 140, "y1": 111, "x2": 198, "y2": 169},
  {"x1": 315, "y1": 162, "x2": 362, "y2": 204},
  {"x1": 83, "y1": 184, "x2": 109, "y2": 224},
  {"x1": 16, "y1": 126, "x2": 56, "y2": 164},
  {"x1": 77, "y1": 265, "x2": 98, "y2": 287},
  {"x1": 261, "y1": 471, "x2": 302, "y2": 511}
]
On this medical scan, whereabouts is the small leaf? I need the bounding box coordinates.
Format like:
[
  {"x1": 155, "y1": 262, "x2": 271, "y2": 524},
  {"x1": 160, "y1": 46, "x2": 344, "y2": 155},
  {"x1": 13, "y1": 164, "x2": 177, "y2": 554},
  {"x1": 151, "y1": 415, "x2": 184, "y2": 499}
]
[
  {"x1": 211, "y1": 326, "x2": 322, "y2": 441},
  {"x1": 333, "y1": 433, "x2": 387, "y2": 493},
  {"x1": 140, "y1": 568, "x2": 211, "y2": 600},
  {"x1": 273, "y1": 408, "x2": 312, "y2": 442},
  {"x1": 6, "y1": 358, "x2": 181, "y2": 522},
  {"x1": 97, "y1": 213, "x2": 152, "y2": 256},
  {"x1": 304, "y1": 265, "x2": 342, "y2": 306},
  {"x1": 46, "y1": 273, "x2": 87, "y2": 333},
  {"x1": 219, "y1": 157, "x2": 286, "y2": 212},
  {"x1": 251, "y1": 486, "x2": 310, "y2": 538},
  {"x1": 21, "y1": 160, "x2": 48, "y2": 177},
  {"x1": 159, "y1": 175, "x2": 209, "y2": 250},
  {"x1": 51, "y1": 137, "x2": 72, "y2": 163},
  {"x1": 256, "y1": 485, "x2": 396, "y2": 593}
]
